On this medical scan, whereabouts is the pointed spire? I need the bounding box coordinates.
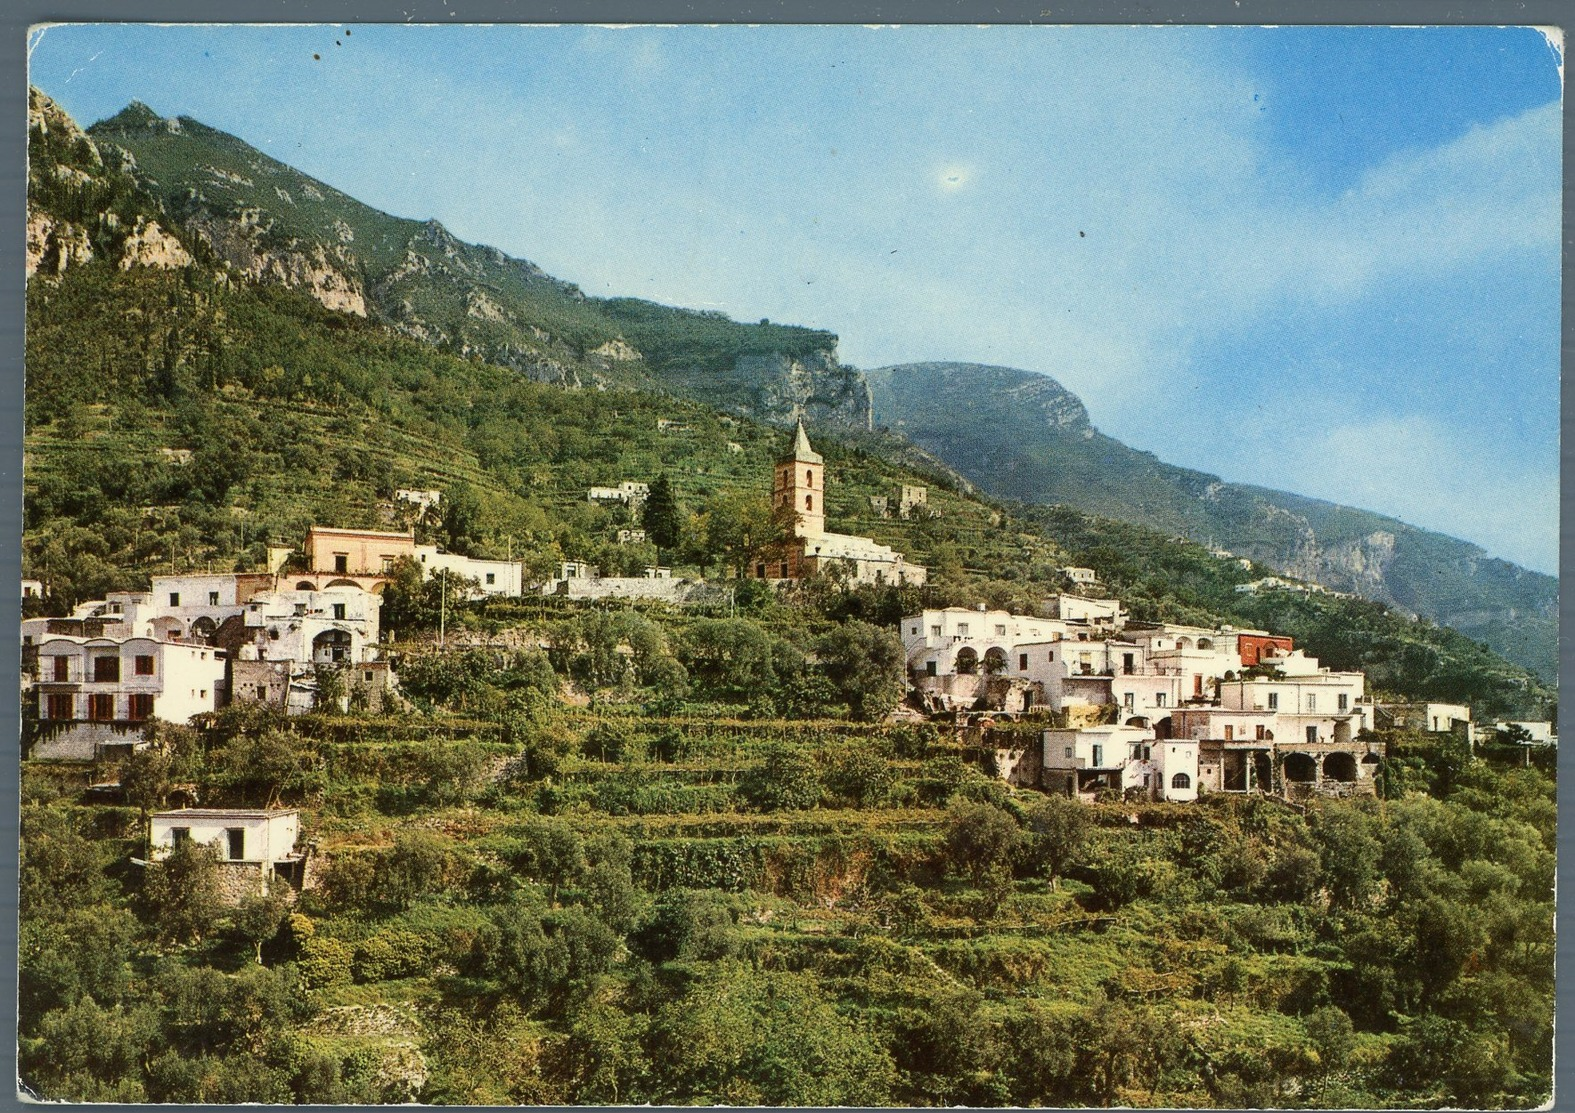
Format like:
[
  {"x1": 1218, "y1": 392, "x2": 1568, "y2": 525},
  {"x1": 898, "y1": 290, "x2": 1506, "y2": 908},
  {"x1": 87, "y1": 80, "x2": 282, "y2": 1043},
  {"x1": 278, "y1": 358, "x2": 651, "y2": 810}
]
[{"x1": 790, "y1": 419, "x2": 823, "y2": 464}]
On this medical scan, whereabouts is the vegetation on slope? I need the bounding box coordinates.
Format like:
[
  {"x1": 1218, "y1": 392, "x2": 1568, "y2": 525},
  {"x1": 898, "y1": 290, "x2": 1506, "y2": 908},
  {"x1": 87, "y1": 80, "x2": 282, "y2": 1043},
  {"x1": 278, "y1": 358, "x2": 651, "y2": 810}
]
[
  {"x1": 18, "y1": 88, "x2": 1557, "y2": 1111},
  {"x1": 19, "y1": 654, "x2": 1556, "y2": 1107}
]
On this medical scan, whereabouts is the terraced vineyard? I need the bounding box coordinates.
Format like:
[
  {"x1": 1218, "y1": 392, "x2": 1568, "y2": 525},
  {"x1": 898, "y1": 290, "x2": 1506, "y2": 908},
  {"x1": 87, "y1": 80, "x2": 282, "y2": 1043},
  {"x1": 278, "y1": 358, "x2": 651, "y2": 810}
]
[{"x1": 21, "y1": 658, "x2": 1557, "y2": 1106}]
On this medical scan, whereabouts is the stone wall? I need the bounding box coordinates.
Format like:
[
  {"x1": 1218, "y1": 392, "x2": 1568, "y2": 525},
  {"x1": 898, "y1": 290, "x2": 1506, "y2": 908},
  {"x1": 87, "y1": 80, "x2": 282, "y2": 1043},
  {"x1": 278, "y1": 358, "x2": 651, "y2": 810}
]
[
  {"x1": 546, "y1": 577, "x2": 728, "y2": 605},
  {"x1": 30, "y1": 720, "x2": 149, "y2": 761},
  {"x1": 215, "y1": 860, "x2": 269, "y2": 905}
]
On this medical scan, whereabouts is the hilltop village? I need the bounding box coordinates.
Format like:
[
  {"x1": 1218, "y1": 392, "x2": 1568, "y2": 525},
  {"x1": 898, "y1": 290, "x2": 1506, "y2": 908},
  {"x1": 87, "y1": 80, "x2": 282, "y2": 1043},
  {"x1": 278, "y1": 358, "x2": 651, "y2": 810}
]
[{"x1": 23, "y1": 423, "x2": 1549, "y2": 838}]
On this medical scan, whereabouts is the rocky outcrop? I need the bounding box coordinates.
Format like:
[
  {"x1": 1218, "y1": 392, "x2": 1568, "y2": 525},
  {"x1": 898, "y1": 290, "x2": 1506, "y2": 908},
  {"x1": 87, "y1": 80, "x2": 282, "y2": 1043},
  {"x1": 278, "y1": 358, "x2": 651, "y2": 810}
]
[
  {"x1": 26, "y1": 212, "x2": 93, "y2": 277},
  {"x1": 1315, "y1": 530, "x2": 1398, "y2": 598},
  {"x1": 184, "y1": 210, "x2": 367, "y2": 315},
  {"x1": 590, "y1": 338, "x2": 642, "y2": 362},
  {"x1": 28, "y1": 87, "x2": 102, "y2": 165},
  {"x1": 117, "y1": 217, "x2": 194, "y2": 270},
  {"x1": 739, "y1": 349, "x2": 873, "y2": 430}
]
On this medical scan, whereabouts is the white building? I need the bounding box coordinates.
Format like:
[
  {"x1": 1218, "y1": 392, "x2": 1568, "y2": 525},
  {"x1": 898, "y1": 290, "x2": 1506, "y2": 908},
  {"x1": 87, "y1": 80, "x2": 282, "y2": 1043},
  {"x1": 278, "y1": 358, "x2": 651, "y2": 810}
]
[
  {"x1": 413, "y1": 545, "x2": 523, "y2": 598},
  {"x1": 902, "y1": 607, "x2": 1071, "y2": 676},
  {"x1": 1376, "y1": 701, "x2": 1473, "y2": 737},
  {"x1": 148, "y1": 808, "x2": 308, "y2": 901},
  {"x1": 1216, "y1": 648, "x2": 1372, "y2": 745},
  {"x1": 394, "y1": 488, "x2": 442, "y2": 513},
  {"x1": 1040, "y1": 724, "x2": 1197, "y2": 803},
  {"x1": 30, "y1": 634, "x2": 226, "y2": 760},
  {"x1": 586, "y1": 481, "x2": 650, "y2": 505},
  {"x1": 1048, "y1": 594, "x2": 1126, "y2": 628}
]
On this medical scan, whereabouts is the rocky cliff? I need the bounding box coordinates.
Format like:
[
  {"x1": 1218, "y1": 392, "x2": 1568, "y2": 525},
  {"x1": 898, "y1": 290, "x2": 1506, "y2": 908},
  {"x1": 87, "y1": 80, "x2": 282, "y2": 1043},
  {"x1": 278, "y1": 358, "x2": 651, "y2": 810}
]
[{"x1": 81, "y1": 96, "x2": 857, "y2": 420}]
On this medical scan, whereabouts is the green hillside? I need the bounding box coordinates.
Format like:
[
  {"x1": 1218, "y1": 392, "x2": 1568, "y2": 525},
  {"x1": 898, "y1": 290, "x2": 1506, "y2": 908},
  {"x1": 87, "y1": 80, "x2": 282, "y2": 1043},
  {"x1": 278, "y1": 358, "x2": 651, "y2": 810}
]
[
  {"x1": 18, "y1": 88, "x2": 1556, "y2": 1110},
  {"x1": 86, "y1": 101, "x2": 858, "y2": 422},
  {"x1": 72, "y1": 92, "x2": 1555, "y2": 684},
  {"x1": 867, "y1": 362, "x2": 1558, "y2": 682},
  {"x1": 24, "y1": 89, "x2": 1550, "y2": 720}
]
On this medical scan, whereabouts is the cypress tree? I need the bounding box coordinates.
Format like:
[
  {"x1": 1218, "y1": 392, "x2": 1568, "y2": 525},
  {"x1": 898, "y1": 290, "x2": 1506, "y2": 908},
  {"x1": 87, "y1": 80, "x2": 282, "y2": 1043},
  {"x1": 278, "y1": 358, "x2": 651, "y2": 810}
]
[{"x1": 643, "y1": 474, "x2": 682, "y2": 563}]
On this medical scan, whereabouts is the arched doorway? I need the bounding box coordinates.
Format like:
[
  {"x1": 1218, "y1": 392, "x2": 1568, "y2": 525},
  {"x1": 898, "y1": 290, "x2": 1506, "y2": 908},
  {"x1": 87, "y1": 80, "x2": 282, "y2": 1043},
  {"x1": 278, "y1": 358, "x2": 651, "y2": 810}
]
[
  {"x1": 313, "y1": 629, "x2": 353, "y2": 664},
  {"x1": 1324, "y1": 752, "x2": 1357, "y2": 782},
  {"x1": 1283, "y1": 753, "x2": 1318, "y2": 783},
  {"x1": 956, "y1": 647, "x2": 979, "y2": 675},
  {"x1": 190, "y1": 615, "x2": 218, "y2": 645},
  {"x1": 983, "y1": 647, "x2": 1008, "y2": 674}
]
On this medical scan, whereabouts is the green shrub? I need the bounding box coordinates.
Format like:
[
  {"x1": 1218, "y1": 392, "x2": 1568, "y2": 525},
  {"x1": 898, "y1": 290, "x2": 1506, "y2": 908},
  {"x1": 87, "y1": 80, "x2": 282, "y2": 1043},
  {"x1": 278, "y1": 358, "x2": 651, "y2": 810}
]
[{"x1": 297, "y1": 936, "x2": 355, "y2": 988}]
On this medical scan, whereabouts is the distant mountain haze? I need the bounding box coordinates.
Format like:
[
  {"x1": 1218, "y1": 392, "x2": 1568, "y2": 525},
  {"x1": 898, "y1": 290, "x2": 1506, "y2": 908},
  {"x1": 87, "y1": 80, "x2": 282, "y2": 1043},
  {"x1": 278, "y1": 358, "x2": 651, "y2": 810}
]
[
  {"x1": 43, "y1": 92, "x2": 1555, "y2": 681},
  {"x1": 866, "y1": 363, "x2": 1556, "y2": 682}
]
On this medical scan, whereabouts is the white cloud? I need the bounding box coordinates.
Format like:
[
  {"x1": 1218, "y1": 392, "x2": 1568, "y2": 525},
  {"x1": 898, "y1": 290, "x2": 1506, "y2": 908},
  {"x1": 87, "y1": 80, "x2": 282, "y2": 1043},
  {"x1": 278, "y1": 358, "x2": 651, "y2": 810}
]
[{"x1": 1263, "y1": 414, "x2": 1558, "y2": 573}]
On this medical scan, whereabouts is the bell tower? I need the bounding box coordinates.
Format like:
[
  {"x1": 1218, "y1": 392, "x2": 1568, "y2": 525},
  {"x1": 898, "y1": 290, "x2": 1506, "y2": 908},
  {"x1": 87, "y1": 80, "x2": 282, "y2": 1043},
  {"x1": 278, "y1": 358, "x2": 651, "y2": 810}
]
[{"x1": 774, "y1": 421, "x2": 825, "y2": 538}]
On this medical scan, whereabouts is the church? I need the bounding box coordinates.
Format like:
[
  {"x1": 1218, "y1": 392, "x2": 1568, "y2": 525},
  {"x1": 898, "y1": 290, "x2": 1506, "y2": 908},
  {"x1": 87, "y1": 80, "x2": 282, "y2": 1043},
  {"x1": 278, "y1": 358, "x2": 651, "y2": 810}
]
[{"x1": 751, "y1": 423, "x2": 927, "y2": 587}]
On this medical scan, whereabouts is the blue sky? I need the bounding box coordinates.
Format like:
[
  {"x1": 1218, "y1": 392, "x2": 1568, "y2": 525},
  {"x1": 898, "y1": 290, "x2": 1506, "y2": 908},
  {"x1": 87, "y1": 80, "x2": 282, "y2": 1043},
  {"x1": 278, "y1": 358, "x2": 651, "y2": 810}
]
[{"x1": 27, "y1": 23, "x2": 1563, "y2": 573}]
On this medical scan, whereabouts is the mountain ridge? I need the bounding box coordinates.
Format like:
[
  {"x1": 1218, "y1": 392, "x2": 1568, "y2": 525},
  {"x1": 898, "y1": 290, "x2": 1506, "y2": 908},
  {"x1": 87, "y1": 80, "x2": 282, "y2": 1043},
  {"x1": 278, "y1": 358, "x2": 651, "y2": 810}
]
[
  {"x1": 33, "y1": 89, "x2": 1555, "y2": 681},
  {"x1": 867, "y1": 362, "x2": 1556, "y2": 680},
  {"x1": 81, "y1": 96, "x2": 870, "y2": 429}
]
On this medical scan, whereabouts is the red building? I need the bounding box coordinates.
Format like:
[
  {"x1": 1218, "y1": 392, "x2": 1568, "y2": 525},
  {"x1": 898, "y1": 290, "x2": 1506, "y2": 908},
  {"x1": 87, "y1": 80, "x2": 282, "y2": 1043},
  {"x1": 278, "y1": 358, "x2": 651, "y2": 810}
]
[{"x1": 1237, "y1": 633, "x2": 1294, "y2": 667}]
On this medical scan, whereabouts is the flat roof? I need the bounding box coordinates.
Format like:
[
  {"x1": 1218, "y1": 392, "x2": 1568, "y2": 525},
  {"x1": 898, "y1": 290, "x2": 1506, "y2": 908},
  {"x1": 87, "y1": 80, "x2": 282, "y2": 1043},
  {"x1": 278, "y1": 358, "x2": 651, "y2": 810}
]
[
  {"x1": 152, "y1": 808, "x2": 297, "y2": 820},
  {"x1": 306, "y1": 525, "x2": 413, "y2": 539}
]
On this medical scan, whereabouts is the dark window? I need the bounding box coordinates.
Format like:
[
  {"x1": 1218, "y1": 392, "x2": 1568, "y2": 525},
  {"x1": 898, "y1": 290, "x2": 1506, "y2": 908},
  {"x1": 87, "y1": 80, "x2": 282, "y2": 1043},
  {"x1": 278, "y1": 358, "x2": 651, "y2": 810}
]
[
  {"x1": 169, "y1": 592, "x2": 180, "y2": 606},
  {"x1": 332, "y1": 603, "x2": 346, "y2": 620},
  {"x1": 485, "y1": 573, "x2": 495, "y2": 585},
  {"x1": 89, "y1": 693, "x2": 115, "y2": 721},
  {"x1": 134, "y1": 655, "x2": 154, "y2": 676},
  {"x1": 1019, "y1": 654, "x2": 1029, "y2": 671},
  {"x1": 226, "y1": 828, "x2": 245, "y2": 860},
  {"x1": 93, "y1": 656, "x2": 120, "y2": 682},
  {"x1": 1122, "y1": 653, "x2": 1134, "y2": 674},
  {"x1": 128, "y1": 693, "x2": 154, "y2": 720},
  {"x1": 805, "y1": 495, "x2": 813, "y2": 512},
  {"x1": 46, "y1": 693, "x2": 72, "y2": 720},
  {"x1": 1338, "y1": 693, "x2": 1349, "y2": 711},
  {"x1": 806, "y1": 469, "x2": 814, "y2": 486},
  {"x1": 1267, "y1": 692, "x2": 1279, "y2": 711},
  {"x1": 334, "y1": 554, "x2": 348, "y2": 573},
  {"x1": 52, "y1": 656, "x2": 68, "y2": 682},
  {"x1": 1306, "y1": 725, "x2": 1318, "y2": 745},
  {"x1": 255, "y1": 685, "x2": 269, "y2": 700},
  {"x1": 1171, "y1": 773, "x2": 1191, "y2": 790},
  {"x1": 171, "y1": 827, "x2": 190, "y2": 848},
  {"x1": 926, "y1": 660, "x2": 937, "y2": 676}
]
